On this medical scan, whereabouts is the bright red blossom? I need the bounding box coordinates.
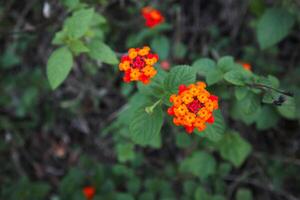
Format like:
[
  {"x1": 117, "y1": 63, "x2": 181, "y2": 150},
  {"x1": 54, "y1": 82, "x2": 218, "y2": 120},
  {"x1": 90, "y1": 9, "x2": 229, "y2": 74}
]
[
  {"x1": 141, "y1": 6, "x2": 164, "y2": 28},
  {"x1": 82, "y1": 186, "x2": 96, "y2": 200},
  {"x1": 168, "y1": 82, "x2": 219, "y2": 134}
]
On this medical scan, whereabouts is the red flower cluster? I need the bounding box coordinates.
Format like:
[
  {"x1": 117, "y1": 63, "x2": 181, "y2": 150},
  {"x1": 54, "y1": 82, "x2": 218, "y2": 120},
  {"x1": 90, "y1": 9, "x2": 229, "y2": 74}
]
[
  {"x1": 82, "y1": 186, "x2": 96, "y2": 200},
  {"x1": 167, "y1": 82, "x2": 219, "y2": 134},
  {"x1": 119, "y1": 46, "x2": 158, "y2": 84},
  {"x1": 141, "y1": 6, "x2": 164, "y2": 28}
]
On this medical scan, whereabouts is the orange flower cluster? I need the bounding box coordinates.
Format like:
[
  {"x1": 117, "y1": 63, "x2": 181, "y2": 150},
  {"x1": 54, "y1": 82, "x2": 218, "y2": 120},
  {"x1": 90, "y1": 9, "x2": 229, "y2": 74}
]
[
  {"x1": 167, "y1": 82, "x2": 219, "y2": 134},
  {"x1": 119, "y1": 46, "x2": 158, "y2": 84},
  {"x1": 82, "y1": 186, "x2": 96, "y2": 200},
  {"x1": 141, "y1": 6, "x2": 164, "y2": 28}
]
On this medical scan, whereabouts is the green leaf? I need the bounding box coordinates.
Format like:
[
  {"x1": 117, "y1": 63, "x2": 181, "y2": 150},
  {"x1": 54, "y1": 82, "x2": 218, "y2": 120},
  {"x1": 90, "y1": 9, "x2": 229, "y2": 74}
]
[
  {"x1": 87, "y1": 40, "x2": 118, "y2": 65},
  {"x1": 47, "y1": 47, "x2": 73, "y2": 89},
  {"x1": 195, "y1": 110, "x2": 225, "y2": 142},
  {"x1": 61, "y1": 0, "x2": 80, "y2": 10},
  {"x1": 224, "y1": 70, "x2": 247, "y2": 86},
  {"x1": 236, "y1": 188, "x2": 253, "y2": 200},
  {"x1": 235, "y1": 87, "x2": 249, "y2": 100},
  {"x1": 129, "y1": 104, "x2": 163, "y2": 146},
  {"x1": 150, "y1": 36, "x2": 170, "y2": 60},
  {"x1": 194, "y1": 186, "x2": 210, "y2": 200},
  {"x1": 68, "y1": 39, "x2": 89, "y2": 55},
  {"x1": 249, "y1": 0, "x2": 266, "y2": 16},
  {"x1": 211, "y1": 195, "x2": 226, "y2": 200},
  {"x1": 115, "y1": 193, "x2": 134, "y2": 200},
  {"x1": 257, "y1": 8, "x2": 295, "y2": 49},
  {"x1": 192, "y1": 58, "x2": 216, "y2": 76},
  {"x1": 180, "y1": 151, "x2": 216, "y2": 180},
  {"x1": 277, "y1": 97, "x2": 296, "y2": 119},
  {"x1": 230, "y1": 100, "x2": 260, "y2": 125},
  {"x1": 137, "y1": 69, "x2": 167, "y2": 98},
  {"x1": 296, "y1": 89, "x2": 300, "y2": 120},
  {"x1": 52, "y1": 30, "x2": 67, "y2": 45},
  {"x1": 59, "y1": 168, "x2": 84, "y2": 197},
  {"x1": 91, "y1": 13, "x2": 106, "y2": 26},
  {"x1": 127, "y1": 178, "x2": 141, "y2": 195},
  {"x1": 218, "y1": 131, "x2": 252, "y2": 167},
  {"x1": 206, "y1": 69, "x2": 223, "y2": 86},
  {"x1": 240, "y1": 92, "x2": 260, "y2": 114},
  {"x1": 255, "y1": 106, "x2": 279, "y2": 130},
  {"x1": 164, "y1": 65, "x2": 196, "y2": 94},
  {"x1": 65, "y1": 8, "x2": 94, "y2": 39},
  {"x1": 116, "y1": 143, "x2": 135, "y2": 163},
  {"x1": 217, "y1": 56, "x2": 235, "y2": 72},
  {"x1": 176, "y1": 133, "x2": 192, "y2": 148},
  {"x1": 257, "y1": 75, "x2": 280, "y2": 89},
  {"x1": 173, "y1": 42, "x2": 187, "y2": 59}
]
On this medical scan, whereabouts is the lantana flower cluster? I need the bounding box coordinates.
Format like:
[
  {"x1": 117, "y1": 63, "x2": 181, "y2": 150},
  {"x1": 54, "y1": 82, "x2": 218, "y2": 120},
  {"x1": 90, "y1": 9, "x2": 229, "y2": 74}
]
[
  {"x1": 119, "y1": 46, "x2": 158, "y2": 84},
  {"x1": 167, "y1": 82, "x2": 219, "y2": 134},
  {"x1": 141, "y1": 6, "x2": 164, "y2": 28}
]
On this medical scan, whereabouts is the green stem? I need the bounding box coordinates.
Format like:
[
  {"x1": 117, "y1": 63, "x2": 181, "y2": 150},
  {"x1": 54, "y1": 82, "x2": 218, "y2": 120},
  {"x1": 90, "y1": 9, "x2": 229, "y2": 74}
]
[
  {"x1": 247, "y1": 83, "x2": 293, "y2": 97},
  {"x1": 145, "y1": 99, "x2": 162, "y2": 114}
]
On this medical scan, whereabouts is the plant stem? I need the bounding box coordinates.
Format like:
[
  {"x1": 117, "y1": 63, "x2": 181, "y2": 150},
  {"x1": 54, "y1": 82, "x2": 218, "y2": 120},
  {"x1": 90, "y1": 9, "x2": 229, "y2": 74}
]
[
  {"x1": 145, "y1": 99, "x2": 162, "y2": 114},
  {"x1": 248, "y1": 83, "x2": 294, "y2": 97}
]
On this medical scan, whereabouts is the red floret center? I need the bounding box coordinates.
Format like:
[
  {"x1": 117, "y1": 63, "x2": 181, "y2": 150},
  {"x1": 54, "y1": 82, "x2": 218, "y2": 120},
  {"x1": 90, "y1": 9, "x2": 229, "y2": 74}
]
[
  {"x1": 132, "y1": 56, "x2": 145, "y2": 69},
  {"x1": 187, "y1": 99, "x2": 203, "y2": 114}
]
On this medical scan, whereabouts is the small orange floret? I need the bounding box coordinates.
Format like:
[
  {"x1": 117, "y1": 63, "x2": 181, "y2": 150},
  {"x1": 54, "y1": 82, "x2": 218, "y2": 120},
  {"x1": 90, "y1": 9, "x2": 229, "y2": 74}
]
[
  {"x1": 238, "y1": 62, "x2": 252, "y2": 71},
  {"x1": 83, "y1": 186, "x2": 96, "y2": 200},
  {"x1": 119, "y1": 46, "x2": 158, "y2": 84},
  {"x1": 167, "y1": 82, "x2": 219, "y2": 134},
  {"x1": 141, "y1": 6, "x2": 164, "y2": 28}
]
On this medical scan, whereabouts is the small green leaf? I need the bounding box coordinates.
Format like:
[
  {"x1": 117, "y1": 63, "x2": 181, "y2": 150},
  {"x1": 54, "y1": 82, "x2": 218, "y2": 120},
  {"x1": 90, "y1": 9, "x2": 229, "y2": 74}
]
[
  {"x1": 164, "y1": 65, "x2": 196, "y2": 94},
  {"x1": 217, "y1": 56, "x2": 235, "y2": 72},
  {"x1": 218, "y1": 131, "x2": 252, "y2": 167},
  {"x1": 249, "y1": 0, "x2": 266, "y2": 16},
  {"x1": 277, "y1": 97, "x2": 296, "y2": 119},
  {"x1": 47, "y1": 47, "x2": 73, "y2": 89},
  {"x1": 150, "y1": 36, "x2": 170, "y2": 60},
  {"x1": 255, "y1": 106, "x2": 279, "y2": 130},
  {"x1": 224, "y1": 70, "x2": 247, "y2": 86},
  {"x1": 91, "y1": 13, "x2": 106, "y2": 26},
  {"x1": 116, "y1": 143, "x2": 135, "y2": 163},
  {"x1": 257, "y1": 75, "x2": 280, "y2": 89},
  {"x1": 115, "y1": 193, "x2": 134, "y2": 200},
  {"x1": 173, "y1": 42, "x2": 187, "y2": 59},
  {"x1": 195, "y1": 110, "x2": 225, "y2": 142},
  {"x1": 192, "y1": 58, "x2": 216, "y2": 76},
  {"x1": 129, "y1": 104, "x2": 163, "y2": 146},
  {"x1": 240, "y1": 92, "x2": 260, "y2": 114},
  {"x1": 137, "y1": 69, "x2": 167, "y2": 98},
  {"x1": 236, "y1": 188, "x2": 253, "y2": 200},
  {"x1": 65, "y1": 8, "x2": 94, "y2": 39},
  {"x1": 235, "y1": 87, "x2": 249, "y2": 100},
  {"x1": 180, "y1": 151, "x2": 216, "y2": 180},
  {"x1": 68, "y1": 40, "x2": 89, "y2": 55},
  {"x1": 176, "y1": 133, "x2": 192, "y2": 148},
  {"x1": 194, "y1": 186, "x2": 210, "y2": 200},
  {"x1": 230, "y1": 100, "x2": 260, "y2": 125},
  {"x1": 206, "y1": 69, "x2": 223, "y2": 86},
  {"x1": 52, "y1": 30, "x2": 67, "y2": 45},
  {"x1": 296, "y1": 89, "x2": 300, "y2": 120},
  {"x1": 61, "y1": 0, "x2": 80, "y2": 10},
  {"x1": 257, "y1": 8, "x2": 295, "y2": 49},
  {"x1": 88, "y1": 40, "x2": 118, "y2": 65}
]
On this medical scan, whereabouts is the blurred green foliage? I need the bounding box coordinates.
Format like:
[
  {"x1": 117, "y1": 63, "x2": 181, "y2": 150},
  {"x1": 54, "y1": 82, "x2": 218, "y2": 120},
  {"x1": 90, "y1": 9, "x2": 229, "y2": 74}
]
[{"x1": 0, "y1": 0, "x2": 300, "y2": 200}]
